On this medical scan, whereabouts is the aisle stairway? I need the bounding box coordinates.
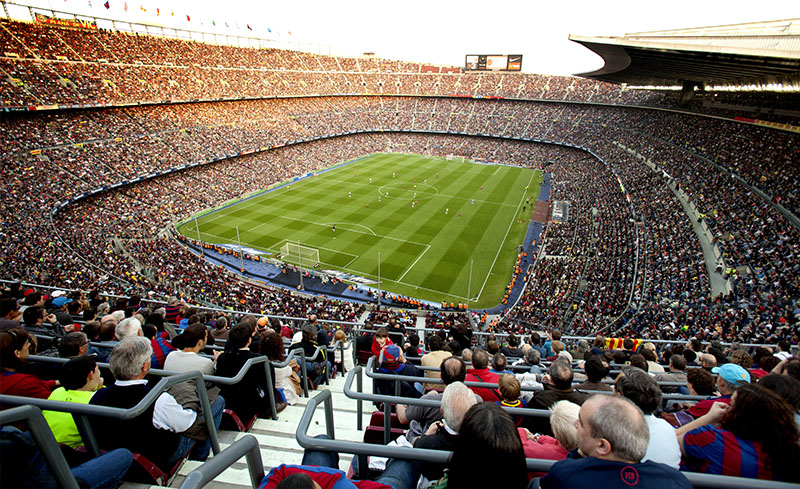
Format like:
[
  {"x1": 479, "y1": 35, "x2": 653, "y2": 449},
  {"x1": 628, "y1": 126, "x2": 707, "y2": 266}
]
[{"x1": 121, "y1": 372, "x2": 374, "y2": 489}]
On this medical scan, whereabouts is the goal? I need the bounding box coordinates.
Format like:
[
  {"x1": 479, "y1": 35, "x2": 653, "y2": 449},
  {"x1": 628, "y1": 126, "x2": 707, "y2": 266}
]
[{"x1": 279, "y1": 242, "x2": 320, "y2": 265}]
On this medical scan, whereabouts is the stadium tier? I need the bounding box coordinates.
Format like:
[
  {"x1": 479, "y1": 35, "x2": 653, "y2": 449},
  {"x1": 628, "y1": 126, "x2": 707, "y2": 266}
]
[{"x1": 1, "y1": 14, "x2": 799, "y2": 489}]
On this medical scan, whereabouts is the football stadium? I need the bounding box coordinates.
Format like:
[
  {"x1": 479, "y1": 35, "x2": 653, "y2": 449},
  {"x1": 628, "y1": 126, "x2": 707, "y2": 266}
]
[{"x1": 0, "y1": 2, "x2": 799, "y2": 489}]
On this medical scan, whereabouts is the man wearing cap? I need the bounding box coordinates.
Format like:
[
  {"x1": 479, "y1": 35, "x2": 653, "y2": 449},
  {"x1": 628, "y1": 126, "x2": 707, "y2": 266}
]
[
  {"x1": 374, "y1": 344, "x2": 424, "y2": 398},
  {"x1": 48, "y1": 296, "x2": 76, "y2": 332},
  {"x1": 687, "y1": 363, "x2": 750, "y2": 418}
]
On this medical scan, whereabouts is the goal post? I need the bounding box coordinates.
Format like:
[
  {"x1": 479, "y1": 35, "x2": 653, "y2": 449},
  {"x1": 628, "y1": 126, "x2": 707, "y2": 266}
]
[{"x1": 279, "y1": 242, "x2": 320, "y2": 265}]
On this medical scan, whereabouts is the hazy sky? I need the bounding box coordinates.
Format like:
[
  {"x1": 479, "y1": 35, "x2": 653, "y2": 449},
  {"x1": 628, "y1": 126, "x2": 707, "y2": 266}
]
[{"x1": 14, "y1": 0, "x2": 800, "y2": 74}]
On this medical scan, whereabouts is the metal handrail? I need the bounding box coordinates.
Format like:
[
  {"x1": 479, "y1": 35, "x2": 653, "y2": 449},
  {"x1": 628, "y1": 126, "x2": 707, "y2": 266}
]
[
  {"x1": 288, "y1": 344, "x2": 330, "y2": 386},
  {"x1": 271, "y1": 348, "x2": 309, "y2": 397},
  {"x1": 299, "y1": 383, "x2": 800, "y2": 489},
  {"x1": 326, "y1": 339, "x2": 352, "y2": 377},
  {"x1": 365, "y1": 356, "x2": 698, "y2": 389},
  {"x1": 351, "y1": 326, "x2": 779, "y2": 350},
  {"x1": 178, "y1": 435, "x2": 264, "y2": 489},
  {"x1": 344, "y1": 366, "x2": 551, "y2": 442},
  {"x1": 26, "y1": 353, "x2": 279, "y2": 420},
  {"x1": 0, "y1": 405, "x2": 80, "y2": 489},
  {"x1": 0, "y1": 370, "x2": 219, "y2": 459}
]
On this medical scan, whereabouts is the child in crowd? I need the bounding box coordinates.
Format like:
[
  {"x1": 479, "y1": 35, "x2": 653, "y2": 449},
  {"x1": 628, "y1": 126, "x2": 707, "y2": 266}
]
[
  {"x1": 497, "y1": 374, "x2": 527, "y2": 426},
  {"x1": 370, "y1": 327, "x2": 393, "y2": 358}
]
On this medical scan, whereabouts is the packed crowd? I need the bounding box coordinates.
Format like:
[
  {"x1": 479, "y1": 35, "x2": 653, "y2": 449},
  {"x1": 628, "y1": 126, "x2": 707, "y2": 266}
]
[
  {"x1": 0, "y1": 81, "x2": 797, "y2": 346},
  {"x1": 2, "y1": 17, "x2": 781, "y2": 115},
  {"x1": 342, "y1": 322, "x2": 800, "y2": 488},
  {"x1": 0, "y1": 283, "x2": 350, "y2": 486},
  {"x1": 2, "y1": 278, "x2": 799, "y2": 488}
]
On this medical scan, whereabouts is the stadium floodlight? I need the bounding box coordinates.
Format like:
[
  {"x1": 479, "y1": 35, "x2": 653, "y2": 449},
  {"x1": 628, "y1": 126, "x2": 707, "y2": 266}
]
[{"x1": 279, "y1": 241, "x2": 320, "y2": 266}]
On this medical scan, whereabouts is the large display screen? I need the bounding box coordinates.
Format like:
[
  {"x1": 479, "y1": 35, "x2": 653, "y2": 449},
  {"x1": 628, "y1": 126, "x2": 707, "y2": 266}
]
[{"x1": 465, "y1": 54, "x2": 522, "y2": 72}]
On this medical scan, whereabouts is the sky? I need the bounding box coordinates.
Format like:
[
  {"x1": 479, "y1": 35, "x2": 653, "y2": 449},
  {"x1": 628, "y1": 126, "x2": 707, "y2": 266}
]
[{"x1": 10, "y1": 0, "x2": 800, "y2": 75}]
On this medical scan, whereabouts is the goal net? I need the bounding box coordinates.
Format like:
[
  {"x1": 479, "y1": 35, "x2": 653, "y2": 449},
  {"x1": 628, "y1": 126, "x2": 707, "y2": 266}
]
[{"x1": 279, "y1": 242, "x2": 320, "y2": 265}]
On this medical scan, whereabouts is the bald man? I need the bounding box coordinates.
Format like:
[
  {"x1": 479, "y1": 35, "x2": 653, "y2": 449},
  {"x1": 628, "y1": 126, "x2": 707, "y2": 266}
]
[{"x1": 539, "y1": 395, "x2": 691, "y2": 488}]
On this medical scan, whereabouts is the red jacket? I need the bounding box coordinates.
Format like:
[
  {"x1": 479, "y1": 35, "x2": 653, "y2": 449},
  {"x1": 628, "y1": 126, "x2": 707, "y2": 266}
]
[
  {"x1": 371, "y1": 337, "x2": 393, "y2": 358},
  {"x1": 465, "y1": 368, "x2": 501, "y2": 402},
  {"x1": 0, "y1": 371, "x2": 57, "y2": 399}
]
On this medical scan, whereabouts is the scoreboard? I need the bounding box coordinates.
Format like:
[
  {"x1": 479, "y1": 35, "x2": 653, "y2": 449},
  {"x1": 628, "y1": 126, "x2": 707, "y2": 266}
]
[{"x1": 465, "y1": 54, "x2": 522, "y2": 72}]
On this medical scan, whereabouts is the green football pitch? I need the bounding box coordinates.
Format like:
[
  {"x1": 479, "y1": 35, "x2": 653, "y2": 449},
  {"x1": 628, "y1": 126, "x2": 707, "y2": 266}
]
[{"x1": 177, "y1": 153, "x2": 542, "y2": 308}]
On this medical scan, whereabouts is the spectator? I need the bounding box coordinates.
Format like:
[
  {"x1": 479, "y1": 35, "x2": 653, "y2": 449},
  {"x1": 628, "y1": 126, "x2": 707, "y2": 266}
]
[
  {"x1": 332, "y1": 329, "x2": 354, "y2": 374},
  {"x1": 518, "y1": 400, "x2": 580, "y2": 466},
  {"x1": 491, "y1": 352, "x2": 510, "y2": 374},
  {"x1": 404, "y1": 332, "x2": 423, "y2": 358},
  {"x1": 397, "y1": 356, "x2": 469, "y2": 439},
  {"x1": 629, "y1": 354, "x2": 648, "y2": 372},
  {"x1": 529, "y1": 332, "x2": 547, "y2": 359},
  {"x1": 465, "y1": 348, "x2": 501, "y2": 402},
  {"x1": 114, "y1": 317, "x2": 142, "y2": 340},
  {"x1": 43, "y1": 356, "x2": 103, "y2": 448},
  {"x1": 539, "y1": 395, "x2": 691, "y2": 488},
  {"x1": 447, "y1": 402, "x2": 528, "y2": 489},
  {"x1": 216, "y1": 324, "x2": 281, "y2": 421},
  {"x1": 374, "y1": 344, "x2": 423, "y2": 399},
  {"x1": 677, "y1": 384, "x2": 800, "y2": 481},
  {"x1": 420, "y1": 335, "x2": 451, "y2": 392},
  {"x1": 686, "y1": 367, "x2": 715, "y2": 397},
  {"x1": 614, "y1": 367, "x2": 680, "y2": 468},
  {"x1": 57, "y1": 332, "x2": 89, "y2": 358},
  {"x1": 89, "y1": 337, "x2": 222, "y2": 469},
  {"x1": 0, "y1": 425, "x2": 132, "y2": 489},
  {"x1": 653, "y1": 354, "x2": 687, "y2": 394},
  {"x1": 413, "y1": 381, "x2": 479, "y2": 483},
  {"x1": 259, "y1": 330, "x2": 300, "y2": 406},
  {"x1": 208, "y1": 316, "x2": 229, "y2": 345},
  {"x1": 370, "y1": 327, "x2": 392, "y2": 358},
  {"x1": 497, "y1": 374, "x2": 526, "y2": 425},
  {"x1": 575, "y1": 356, "x2": 612, "y2": 392},
  {"x1": 640, "y1": 348, "x2": 665, "y2": 373},
  {"x1": 164, "y1": 324, "x2": 219, "y2": 375},
  {"x1": 514, "y1": 346, "x2": 543, "y2": 375},
  {"x1": 0, "y1": 327, "x2": 57, "y2": 399},
  {"x1": 500, "y1": 334, "x2": 523, "y2": 358},
  {"x1": 142, "y1": 323, "x2": 176, "y2": 370},
  {"x1": 527, "y1": 357, "x2": 589, "y2": 435},
  {"x1": 289, "y1": 323, "x2": 328, "y2": 387},
  {"x1": 699, "y1": 353, "x2": 717, "y2": 372},
  {"x1": 687, "y1": 363, "x2": 750, "y2": 419},
  {"x1": 543, "y1": 329, "x2": 561, "y2": 358}
]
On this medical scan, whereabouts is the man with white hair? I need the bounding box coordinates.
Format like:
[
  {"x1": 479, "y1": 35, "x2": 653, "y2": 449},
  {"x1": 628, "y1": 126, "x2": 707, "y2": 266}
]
[
  {"x1": 114, "y1": 317, "x2": 142, "y2": 341},
  {"x1": 89, "y1": 337, "x2": 224, "y2": 470},
  {"x1": 413, "y1": 381, "x2": 479, "y2": 482},
  {"x1": 538, "y1": 395, "x2": 691, "y2": 488}
]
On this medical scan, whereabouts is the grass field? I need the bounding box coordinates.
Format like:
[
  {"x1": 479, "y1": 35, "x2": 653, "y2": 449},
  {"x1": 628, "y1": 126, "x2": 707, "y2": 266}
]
[{"x1": 177, "y1": 153, "x2": 542, "y2": 308}]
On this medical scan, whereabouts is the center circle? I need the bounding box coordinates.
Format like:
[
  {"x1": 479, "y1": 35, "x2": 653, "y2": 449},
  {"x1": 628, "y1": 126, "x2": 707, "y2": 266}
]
[{"x1": 377, "y1": 182, "x2": 439, "y2": 201}]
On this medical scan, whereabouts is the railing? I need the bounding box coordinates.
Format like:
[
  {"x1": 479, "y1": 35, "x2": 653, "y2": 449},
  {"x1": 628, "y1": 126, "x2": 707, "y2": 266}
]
[
  {"x1": 25, "y1": 353, "x2": 279, "y2": 421},
  {"x1": 0, "y1": 370, "x2": 220, "y2": 458},
  {"x1": 297, "y1": 388, "x2": 800, "y2": 489},
  {"x1": 349, "y1": 326, "x2": 777, "y2": 349},
  {"x1": 0, "y1": 405, "x2": 81, "y2": 489},
  {"x1": 346, "y1": 364, "x2": 705, "y2": 440},
  {"x1": 178, "y1": 435, "x2": 265, "y2": 489}
]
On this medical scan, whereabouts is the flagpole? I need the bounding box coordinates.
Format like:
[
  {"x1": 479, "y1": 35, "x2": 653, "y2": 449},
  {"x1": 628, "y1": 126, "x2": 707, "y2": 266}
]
[
  {"x1": 194, "y1": 216, "x2": 204, "y2": 258},
  {"x1": 298, "y1": 240, "x2": 303, "y2": 290},
  {"x1": 377, "y1": 251, "x2": 381, "y2": 307},
  {"x1": 468, "y1": 259, "x2": 473, "y2": 310},
  {"x1": 236, "y1": 226, "x2": 244, "y2": 271}
]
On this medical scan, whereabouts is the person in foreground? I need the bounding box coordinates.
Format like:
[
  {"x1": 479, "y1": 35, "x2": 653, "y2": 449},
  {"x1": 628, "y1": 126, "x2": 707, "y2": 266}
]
[
  {"x1": 676, "y1": 383, "x2": 800, "y2": 482},
  {"x1": 536, "y1": 395, "x2": 692, "y2": 489}
]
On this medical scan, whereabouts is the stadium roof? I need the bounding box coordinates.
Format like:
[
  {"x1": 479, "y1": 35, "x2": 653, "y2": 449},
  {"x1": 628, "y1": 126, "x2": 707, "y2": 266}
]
[{"x1": 569, "y1": 19, "x2": 800, "y2": 88}]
